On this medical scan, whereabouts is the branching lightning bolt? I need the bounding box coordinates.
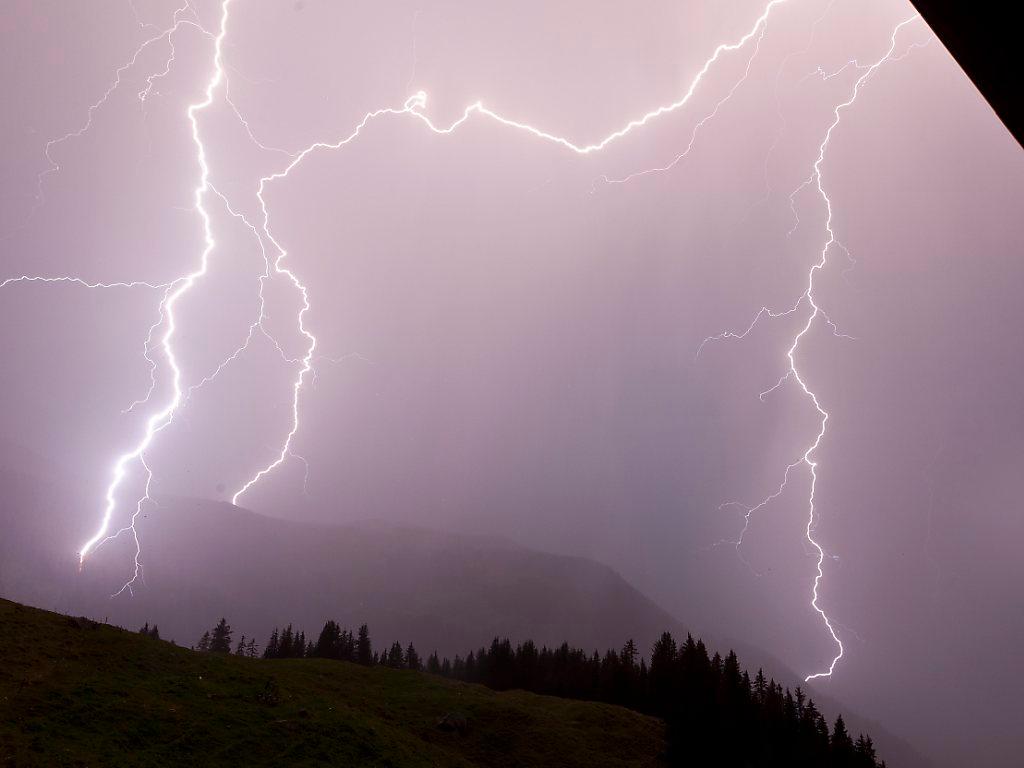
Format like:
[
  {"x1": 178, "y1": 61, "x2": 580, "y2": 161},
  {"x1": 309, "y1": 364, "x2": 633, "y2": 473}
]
[
  {"x1": 701, "y1": 15, "x2": 924, "y2": 681},
  {"x1": 0, "y1": 276, "x2": 168, "y2": 290},
  {"x1": 5, "y1": 0, "x2": 796, "y2": 521},
  {"x1": 599, "y1": 4, "x2": 775, "y2": 186},
  {"x1": 5, "y1": 0, "x2": 928, "y2": 682},
  {"x1": 75, "y1": 0, "x2": 234, "y2": 595},
  {"x1": 230, "y1": 0, "x2": 791, "y2": 504},
  {"x1": 7, "y1": 2, "x2": 207, "y2": 237}
]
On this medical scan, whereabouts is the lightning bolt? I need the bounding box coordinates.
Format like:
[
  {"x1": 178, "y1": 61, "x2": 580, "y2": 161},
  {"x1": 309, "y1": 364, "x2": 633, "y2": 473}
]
[
  {"x1": 751, "y1": 0, "x2": 836, "y2": 214},
  {"x1": 75, "y1": 0, "x2": 234, "y2": 595},
  {"x1": 230, "y1": 0, "x2": 791, "y2": 504},
  {"x1": 0, "y1": 276, "x2": 168, "y2": 290},
  {"x1": 599, "y1": 1, "x2": 775, "y2": 186},
  {"x1": 4, "y1": 0, "x2": 794, "y2": 535},
  {"x1": 7, "y1": 2, "x2": 207, "y2": 237},
  {"x1": 5, "y1": 0, "x2": 928, "y2": 682},
  {"x1": 702, "y1": 14, "x2": 924, "y2": 681}
]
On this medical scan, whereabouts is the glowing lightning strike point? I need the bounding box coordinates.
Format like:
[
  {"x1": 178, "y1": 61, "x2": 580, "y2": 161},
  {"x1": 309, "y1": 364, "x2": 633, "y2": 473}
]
[
  {"x1": 93, "y1": 454, "x2": 154, "y2": 597},
  {"x1": 77, "y1": 1, "x2": 234, "y2": 587},
  {"x1": 704, "y1": 15, "x2": 923, "y2": 682},
  {"x1": 231, "y1": 0, "x2": 790, "y2": 504}
]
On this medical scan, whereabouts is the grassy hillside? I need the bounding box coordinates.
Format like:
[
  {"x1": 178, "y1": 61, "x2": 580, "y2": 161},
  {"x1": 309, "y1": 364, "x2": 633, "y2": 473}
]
[{"x1": 0, "y1": 599, "x2": 665, "y2": 767}]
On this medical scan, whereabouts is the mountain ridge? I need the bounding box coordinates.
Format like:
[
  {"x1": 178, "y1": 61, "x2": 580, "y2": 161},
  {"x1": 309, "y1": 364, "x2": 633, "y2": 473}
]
[{"x1": 0, "y1": 467, "x2": 926, "y2": 766}]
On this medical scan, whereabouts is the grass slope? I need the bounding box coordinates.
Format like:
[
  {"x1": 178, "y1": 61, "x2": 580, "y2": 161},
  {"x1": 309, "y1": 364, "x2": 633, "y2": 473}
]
[{"x1": 0, "y1": 599, "x2": 665, "y2": 767}]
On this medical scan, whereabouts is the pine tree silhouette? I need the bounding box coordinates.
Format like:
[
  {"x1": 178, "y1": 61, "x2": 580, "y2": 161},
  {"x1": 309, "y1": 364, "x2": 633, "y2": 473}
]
[
  {"x1": 263, "y1": 628, "x2": 280, "y2": 659},
  {"x1": 831, "y1": 714, "x2": 855, "y2": 766},
  {"x1": 182, "y1": 611, "x2": 890, "y2": 766},
  {"x1": 356, "y1": 624, "x2": 372, "y2": 666},
  {"x1": 209, "y1": 618, "x2": 232, "y2": 654},
  {"x1": 386, "y1": 641, "x2": 405, "y2": 669},
  {"x1": 405, "y1": 643, "x2": 421, "y2": 671}
]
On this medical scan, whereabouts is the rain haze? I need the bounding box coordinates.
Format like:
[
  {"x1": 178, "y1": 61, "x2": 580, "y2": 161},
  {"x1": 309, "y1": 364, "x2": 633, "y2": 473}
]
[{"x1": 1, "y1": 1, "x2": 1022, "y2": 765}]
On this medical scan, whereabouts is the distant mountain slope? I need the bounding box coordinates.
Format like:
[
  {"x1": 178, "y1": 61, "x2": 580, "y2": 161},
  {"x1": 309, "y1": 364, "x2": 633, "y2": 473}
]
[
  {"x1": 0, "y1": 469, "x2": 927, "y2": 767},
  {"x1": 0, "y1": 476, "x2": 683, "y2": 659},
  {"x1": 0, "y1": 599, "x2": 666, "y2": 767}
]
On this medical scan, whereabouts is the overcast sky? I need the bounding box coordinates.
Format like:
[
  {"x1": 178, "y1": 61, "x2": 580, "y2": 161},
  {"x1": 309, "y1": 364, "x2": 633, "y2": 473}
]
[{"x1": 2, "y1": 1, "x2": 1022, "y2": 765}]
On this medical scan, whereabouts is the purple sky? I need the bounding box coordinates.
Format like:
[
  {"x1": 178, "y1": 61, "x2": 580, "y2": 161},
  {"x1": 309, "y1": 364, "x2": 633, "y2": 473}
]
[{"x1": 2, "y1": 1, "x2": 1023, "y2": 764}]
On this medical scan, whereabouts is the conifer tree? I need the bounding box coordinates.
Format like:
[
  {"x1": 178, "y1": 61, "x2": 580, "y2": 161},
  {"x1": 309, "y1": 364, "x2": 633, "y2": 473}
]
[
  {"x1": 386, "y1": 641, "x2": 405, "y2": 669},
  {"x1": 753, "y1": 668, "x2": 767, "y2": 704},
  {"x1": 855, "y1": 734, "x2": 878, "y2": 766},
  {"x1": 620, "y1": 638, "x2": 638, "y2": 670},
  {"x1": 406, "y1": 643, "x2": 421, "y2": 671},
  {"x1": 831, "y1": 714, "x2": 855, "y2": 764},
  {"x1": 264, "y1": 628, "x2": 280, "y2": 659},
  {"x1": 315, "y1": 620, "x2": 341, "y2": 659},
  {"x1": 356, "y1": 624, "x2": 372, "y2": 666},
  {"x1": 279, "y1": 625, "x2": 294, "y2": 658},
  {"x1": 209, "y1": 618, "x2": 232, "y2": 654}
]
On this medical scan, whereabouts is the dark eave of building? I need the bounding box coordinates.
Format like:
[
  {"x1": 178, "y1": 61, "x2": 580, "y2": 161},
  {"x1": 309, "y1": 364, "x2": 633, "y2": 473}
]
[{"x1": 910, "y1": 1, "x2": 1021, "y2": 147}]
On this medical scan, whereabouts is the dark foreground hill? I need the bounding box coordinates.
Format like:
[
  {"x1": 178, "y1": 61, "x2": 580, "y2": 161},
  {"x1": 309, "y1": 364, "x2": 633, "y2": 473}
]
[{"x1": 0, "y1": 599, "x2": 666, "y2": 767}]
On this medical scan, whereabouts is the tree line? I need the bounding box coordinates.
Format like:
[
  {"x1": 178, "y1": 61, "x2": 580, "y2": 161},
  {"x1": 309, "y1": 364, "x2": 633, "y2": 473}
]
[{"x1": 182, "y1": 616, "x2": 886, "y2": 767}]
